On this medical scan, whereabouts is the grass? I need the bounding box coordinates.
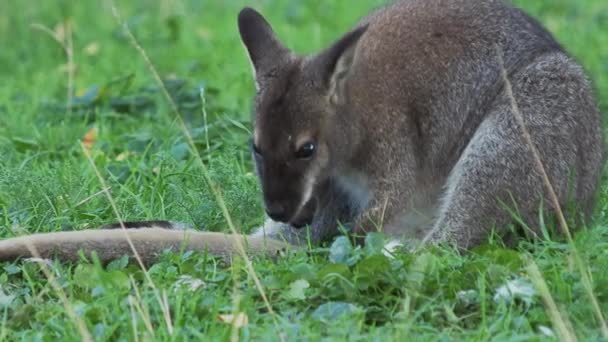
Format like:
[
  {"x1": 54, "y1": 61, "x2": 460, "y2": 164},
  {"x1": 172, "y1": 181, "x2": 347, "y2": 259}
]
[{"x1": 1, "y1": 0, "x2": 607, "y2": 340}]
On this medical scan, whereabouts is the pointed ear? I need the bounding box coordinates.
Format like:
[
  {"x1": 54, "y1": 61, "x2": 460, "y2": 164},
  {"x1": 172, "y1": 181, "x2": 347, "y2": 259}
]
[
  {"x1": 238, "y1": 7, "x2": 290, "y2": 82},
  {"x1": 317, "y1": 25, "x2": 368, "y2": 105}
]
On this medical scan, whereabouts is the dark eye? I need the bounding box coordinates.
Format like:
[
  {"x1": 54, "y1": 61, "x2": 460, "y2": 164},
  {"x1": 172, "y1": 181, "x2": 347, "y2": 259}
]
[{"x1": 295, "y1": 142, "x2": 316, "y2": 159}]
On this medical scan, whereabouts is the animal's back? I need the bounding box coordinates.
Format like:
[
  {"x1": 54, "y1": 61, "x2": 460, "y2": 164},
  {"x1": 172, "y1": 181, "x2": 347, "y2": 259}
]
[
  {"x1": 238, "y1": 0, "x2": 603, "y2": 247},
  {"x1": 342, "y1": 0, "x2": 603, "y2": 244},
  {"x1": 350, "y1": 0, "x2": 566, "y2": 173}
]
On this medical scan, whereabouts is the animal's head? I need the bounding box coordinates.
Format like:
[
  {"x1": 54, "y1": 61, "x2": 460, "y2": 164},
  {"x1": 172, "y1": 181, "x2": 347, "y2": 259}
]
[{"x1": 238, "y1": 7, "x2": 367, "y2": 227}]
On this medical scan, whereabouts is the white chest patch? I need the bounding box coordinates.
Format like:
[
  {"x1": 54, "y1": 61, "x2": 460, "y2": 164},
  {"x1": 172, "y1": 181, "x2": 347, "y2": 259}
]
[{"x1": 334, "y1": 170, "x2": 372, "y2": 212}]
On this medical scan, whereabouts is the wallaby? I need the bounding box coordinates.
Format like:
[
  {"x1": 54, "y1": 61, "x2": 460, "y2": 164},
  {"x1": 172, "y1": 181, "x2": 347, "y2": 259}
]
[
  {"x1": 241, "y1": 0, "x2": 603, "y2": 247},
  {"x1": 0, "y1": 0, "x2": 603, "y2": 265}
]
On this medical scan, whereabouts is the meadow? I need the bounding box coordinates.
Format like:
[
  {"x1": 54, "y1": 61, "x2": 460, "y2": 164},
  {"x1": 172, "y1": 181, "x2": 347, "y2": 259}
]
[{"x1": 0, "y1": 0, "x2": 607, "y2": 340}]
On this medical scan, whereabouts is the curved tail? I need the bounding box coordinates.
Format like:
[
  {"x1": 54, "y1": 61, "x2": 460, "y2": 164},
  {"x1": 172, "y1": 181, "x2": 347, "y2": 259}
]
[{"x1": 0, "y1": 228, "x2": 293, "y2": 266}]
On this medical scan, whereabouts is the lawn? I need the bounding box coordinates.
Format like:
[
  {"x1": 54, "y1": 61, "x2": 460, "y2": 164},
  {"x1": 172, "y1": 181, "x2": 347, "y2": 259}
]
[{"x1": 1, "y1": 0, "x2": 607, "y2": 340}]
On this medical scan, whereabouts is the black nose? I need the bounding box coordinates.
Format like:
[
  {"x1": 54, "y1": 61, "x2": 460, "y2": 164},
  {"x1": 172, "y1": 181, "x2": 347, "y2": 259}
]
[{"x1": 266, "y1": 202, "x2": 287, "y2": 222}]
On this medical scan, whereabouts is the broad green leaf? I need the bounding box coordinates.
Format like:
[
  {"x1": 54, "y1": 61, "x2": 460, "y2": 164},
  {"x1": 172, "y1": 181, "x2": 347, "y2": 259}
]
[
  {"x1": 73, "y1": 264, "x2": 99, "y2": 289},
  {"x1": 318, "y1": 263, "x2": 352, "y2": 281},
  {"x1": 364, "y1": 233, "x2": 386, "y2": 256},
  {"x1": 354, "y1": 254, "x2": 392, "y2": 290},
  {"x1": 312, "y1": 301, "x2": 363, "y2": 323},
  {"x1": 285, "y1": 279, "x2": 310, "y2": 300},
  {"x1": 406, "y1": 252, "x2": 438, "y2": 290},
  {"x1": 3, "y1": 264, "x2": 21, "y2": 275},
  {"x1": 107, "y1": 255, "x2": 129, "y2": 271},
  {"x1": 329, "y1": 236, "x2": 353, "y2": 265}
]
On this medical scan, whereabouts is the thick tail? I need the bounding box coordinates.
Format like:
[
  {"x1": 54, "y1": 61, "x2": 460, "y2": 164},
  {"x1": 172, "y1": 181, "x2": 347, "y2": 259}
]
[{"x1": 0, "y1": 228, "x2": 293, "y2": 266}]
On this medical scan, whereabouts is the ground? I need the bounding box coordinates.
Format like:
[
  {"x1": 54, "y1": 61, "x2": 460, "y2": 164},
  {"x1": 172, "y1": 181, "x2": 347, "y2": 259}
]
[{"x1": 0, "y1": 0, "x2": 607, "y2": 340}]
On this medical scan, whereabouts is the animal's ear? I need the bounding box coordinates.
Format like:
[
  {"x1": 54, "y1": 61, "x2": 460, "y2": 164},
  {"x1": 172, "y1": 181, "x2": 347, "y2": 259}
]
[
  {"x1": 238, "y1": 7, "x2": 290, "y2": 82},
  {"x1": 316, "y1": 25, "x2": 368, "y2": 105}
]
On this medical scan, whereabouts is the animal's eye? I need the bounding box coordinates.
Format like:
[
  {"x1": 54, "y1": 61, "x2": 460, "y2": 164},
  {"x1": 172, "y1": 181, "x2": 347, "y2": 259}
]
[{"x1": 295, "y1": 142, "x2": 316, "y2": 159}]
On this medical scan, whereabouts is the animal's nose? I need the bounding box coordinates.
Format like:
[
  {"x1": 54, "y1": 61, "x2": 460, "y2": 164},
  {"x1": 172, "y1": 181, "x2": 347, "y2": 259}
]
[{"x1": 266, "y1": 202, "x2": 287, "y2": 222}]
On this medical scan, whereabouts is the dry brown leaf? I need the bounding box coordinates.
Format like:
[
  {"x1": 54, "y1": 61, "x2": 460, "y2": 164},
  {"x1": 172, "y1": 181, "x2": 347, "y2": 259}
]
[{"x1": 82, "y1": 127, "x2": 97, "y2": 150}]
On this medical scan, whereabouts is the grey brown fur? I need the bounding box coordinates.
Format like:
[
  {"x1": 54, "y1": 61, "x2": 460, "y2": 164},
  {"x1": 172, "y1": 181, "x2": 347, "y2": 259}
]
[
  {"x1": 242, "y1": 0, "x2": 604, "y2": 248},
  {"x1": 0, "y1": 0, "x2": 603, "y2": 265}
]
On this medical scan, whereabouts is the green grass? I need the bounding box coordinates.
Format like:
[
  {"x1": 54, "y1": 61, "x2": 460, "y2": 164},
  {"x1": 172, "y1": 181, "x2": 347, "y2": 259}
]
[{"x1": 1, "y1": 0, "x2": 607, "y2": 340}]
